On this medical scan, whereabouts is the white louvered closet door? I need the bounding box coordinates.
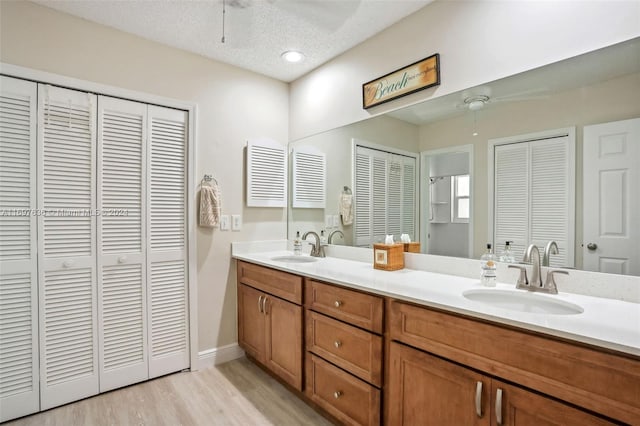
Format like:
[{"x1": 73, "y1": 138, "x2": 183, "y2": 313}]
[
  {"x1": 354, "y1": 149, "x2": 372, "y2": 247},
  {"x1": 97, "y1": 96, "x2": 148, "y2": 391},
  {"x1": 37, "y1": 85, "x2": 99, "y2": 410},
  {"x1": 401, "y1": 158, "x2": 416, "y2": 241},
  {"x1": 0, "y1": 76, "x2": 39, "y2": 422},
  {"x1": 146, "y1": 105, "x2": 189, "y2": 378}
]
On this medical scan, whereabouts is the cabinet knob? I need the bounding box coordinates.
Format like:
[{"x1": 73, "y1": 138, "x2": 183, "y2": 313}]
[
  {"x1": 333, "y1": 391, "x2": 342, "y2": 399},
  {"x1": 334, "y1": 300, "x2": 342, "y2": 308},
  {"x1": 334, "y1": 340, "x2": 342, "y2": 348}
]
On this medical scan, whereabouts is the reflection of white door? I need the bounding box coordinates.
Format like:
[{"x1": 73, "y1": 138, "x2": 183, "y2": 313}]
[{"x1": 583, "y1": 118, "x2": 640, "y2": 275}]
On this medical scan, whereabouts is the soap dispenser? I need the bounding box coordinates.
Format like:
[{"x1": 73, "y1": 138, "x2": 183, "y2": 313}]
[
  {"x1": 480, "y1": 243, "x2": 497, "y2": 287},
  {"x1": 293, "y1": 231, "x2": 302, "y2": 255},
  {"x1": 499, "y1": 241, "x2": 515, "y2": 263}
]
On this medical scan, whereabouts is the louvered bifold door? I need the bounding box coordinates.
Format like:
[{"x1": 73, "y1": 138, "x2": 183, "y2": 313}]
[
  {"x1": 0, "y1": 76, "x2": 39, "y2": 422},
  {"x1": 97, "y1": 96, "x2": 148, "y2": 391},
  {"x1": 146, "y1": 105, "x2": 189, "y2": 378},
  {"x1": 354, "y1": 149, "x2": 372, "y2": 247},
  {"x1": 37, "y1": 84, "x2": 99, "y2": 410},
  {"x1": 401, "y1": 157, "x2": 417, "y2": 241}
]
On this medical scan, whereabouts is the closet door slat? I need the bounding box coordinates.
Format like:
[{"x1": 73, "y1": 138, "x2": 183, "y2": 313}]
[
  {"x1": 0, "y1": 76, "x2": 39, "y2": 423},
  {"x1": 97, "y1": 96, "x2": 148, "y2": 392},
  {"x1": 147, "y1": 106, "x2": 189, "y2": 378},
  {"x1": 37, "y1": 84, "x2": 99, "y2": 410}
]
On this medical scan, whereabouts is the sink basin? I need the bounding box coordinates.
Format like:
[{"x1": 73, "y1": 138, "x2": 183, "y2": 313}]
[
  {"x1": 462, "y1": 289, "x2": 583, "y2": 315},
  {"x1": 270, "y1": 255, "x2": 318, "y2": 263}
]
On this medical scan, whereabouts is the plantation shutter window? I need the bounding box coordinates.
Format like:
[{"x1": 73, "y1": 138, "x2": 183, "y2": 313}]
[
  {"x1": 0, "y1": 76, "x2": 39, "y2": 422},
  {"x1": 246, "y1": 138, "x2": 287, "y2": 207}
]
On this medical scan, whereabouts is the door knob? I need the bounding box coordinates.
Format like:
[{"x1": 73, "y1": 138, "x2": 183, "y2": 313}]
[{"x1": 586, "y1": 243, "x2": 597, "y2": 251}]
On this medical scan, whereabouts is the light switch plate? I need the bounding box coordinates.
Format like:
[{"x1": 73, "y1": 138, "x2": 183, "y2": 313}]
[
  {"x1": 325, "y1": 215, "x2": 333, "y2": 228},
  {"x1": 333, "y1": 215, "x2": 340, "y2": 227},
  {"x1": 219, "y1": 215, "x2": 230, "y2": 231},
  {"x1": 231, "y1": 214, "x2": 242, "y2": 231}
]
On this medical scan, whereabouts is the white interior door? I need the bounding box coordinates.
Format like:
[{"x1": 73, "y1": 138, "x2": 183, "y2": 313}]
[
  {"x1": 583, "y1": 118, "x2": 640, "y2": 275},
  {"x1": 37, "y1": 85, "x2": 99, "y2": 410},
  {"x1": 147, "y1": 105, "x2": 189, "y2": 378},
  {"x1": 97, "y1": 96, "x2": 148, "y2": 391},
  {"x1": 0, "y1": 76, "x2": 39, "y2": 422}
]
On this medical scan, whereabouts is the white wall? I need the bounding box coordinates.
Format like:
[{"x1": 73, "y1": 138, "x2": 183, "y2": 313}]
[
  {"x1": 290, "y1": 0, "x2": 640, "y2": 140},
  {"x1": 0, "y1": 1, "x2": 289, "y2": 353}
]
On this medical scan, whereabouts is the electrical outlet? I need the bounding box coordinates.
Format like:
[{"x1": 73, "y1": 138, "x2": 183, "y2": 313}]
[
  {"x1": 231, "y1": 214, "x2": 242, "y2": 231},
  {"x1": 219, "y1": 215, "x2": 230, "y2": 231}
]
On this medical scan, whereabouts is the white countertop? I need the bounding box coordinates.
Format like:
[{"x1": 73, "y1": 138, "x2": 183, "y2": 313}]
[{"x1": 233, "y1": 249, "x2": 640, "y2": 357}]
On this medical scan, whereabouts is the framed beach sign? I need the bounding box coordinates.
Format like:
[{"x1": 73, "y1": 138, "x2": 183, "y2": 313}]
[{"x1": 362, "y1": 53, "x2": 440, "y2": 109}]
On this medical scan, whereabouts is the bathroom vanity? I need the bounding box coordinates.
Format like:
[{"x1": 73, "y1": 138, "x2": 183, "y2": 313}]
[{"x1": 233, "y1": 246, "x2": 640, "y2": 425}]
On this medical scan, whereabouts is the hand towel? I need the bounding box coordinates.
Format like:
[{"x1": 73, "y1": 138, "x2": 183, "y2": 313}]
[
  {"x1": 339, "y1": 193, "x2": 353, "y2": 226},
  {"x1": 199, "y1": 182, "x2": 220, "y2": 228}
]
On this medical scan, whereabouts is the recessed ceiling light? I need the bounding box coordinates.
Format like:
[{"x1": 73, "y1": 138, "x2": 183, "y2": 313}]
[{"x1": 281, "y1": 50, "x2": 304, "y2": 63}]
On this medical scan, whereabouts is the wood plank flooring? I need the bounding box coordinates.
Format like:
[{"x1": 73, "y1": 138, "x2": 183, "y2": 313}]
[{"x1": 5, "y1": 357, "x2": 333, "y2": 426}]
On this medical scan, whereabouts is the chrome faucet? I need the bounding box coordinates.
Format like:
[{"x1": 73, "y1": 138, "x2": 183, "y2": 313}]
[
  {"x1": 543, "y1": 241, "x2": 558, "y2": 266},
  {"x1": 302, "y1": 231, "x2": 325, "y2": 257},
  {"x1": 328, "y1": 230, "x2": 344, "y2": 244},
  {"x1": 523, "y1": 244, "x2": 543, "y2": 289},
  {"x1": 510, "y1": 243, "x2": 566, "y2": 294}
]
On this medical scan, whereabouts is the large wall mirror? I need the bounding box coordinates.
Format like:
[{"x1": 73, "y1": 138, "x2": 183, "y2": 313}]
[{"x1": 288, "y1": 37, "x2": 640, "y2": 276}]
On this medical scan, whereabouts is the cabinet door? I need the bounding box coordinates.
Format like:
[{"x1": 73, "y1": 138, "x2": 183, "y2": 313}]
[
  {"x1": 387, "y1": 342, "x2": 489, "y2": 426},
  {"x1": 0, "y1": 76, "x2": 39, "y2": 422},
  {"x1": 146, "y1": 106, "x2": 189, "y2": 378},
  {"x1": 237, "y1": 284, "x2": 265, "y2": 363},
  {"x1": 97, "y1": 96, "x2": 148, "y2": 392},
  {"x1": 491, "y1": 380, "x2": 614, "y2": 426},
  {"x1": 264, "y1": 295, "x2": 302, "y2": 390},
  {"x1": 37, "y1": 84, "x2": 99, "y2": 410}
]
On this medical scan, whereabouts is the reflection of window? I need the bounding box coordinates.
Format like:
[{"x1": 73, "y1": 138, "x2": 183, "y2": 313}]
[{"x1": 451, "y1": 174, "x2": 469, "y2": 223}]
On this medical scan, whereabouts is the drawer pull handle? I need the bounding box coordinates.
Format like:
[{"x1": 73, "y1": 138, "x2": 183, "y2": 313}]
[
  {"x1": 262, "y1": 296, "x2": 268, "y2": 315},
  {"x1": 496, "y1": 388, "x2": 503, "y2": 426},
  {"x1": 333, "y1": 391, "x2": 342, "y2": 399},
  {"x1": 334, "y1": 340, "x2": 342, "y2": 348},
  {"x1": 475, "y1": 381, "x2": 483, "y2": 417},
  {"x1": 258, "y1": 295, "x2": 263, "y2": 313},
  {"x1": 334, "y1": 300, "x2": 342, "y2": 308}
]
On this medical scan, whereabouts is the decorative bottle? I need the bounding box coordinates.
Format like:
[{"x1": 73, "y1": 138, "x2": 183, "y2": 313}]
[
  {"x1": 499, "y1": 241, "x2": 515, "y2": 263},
  {"x1": 293, "y1": 231, "x2": 302, "y2": 255},
  {"x1": 480, "y1": 243, "x2": 497, "y2": 287}
]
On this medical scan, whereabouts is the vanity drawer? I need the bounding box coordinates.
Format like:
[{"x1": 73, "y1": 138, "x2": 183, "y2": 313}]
[
  {"x1": 306, "y1": 311, "x2": 382, "y2": 386},
  {"x1": 237, "y1": 261, "x2": 302, "y2": 304},
  {"x1": 389, "y1": 300, "x2": 640, "y2": 425},
  {"x1": 305, "y1": 279, "x2": 383, "y2": 333},
  {"x1": 306, "y1": 353, "x2": 380, "y2": 426}
]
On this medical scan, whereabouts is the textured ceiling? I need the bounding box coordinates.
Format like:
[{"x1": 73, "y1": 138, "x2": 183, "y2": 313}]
[{"x1": 33, "y1": 0, "x2": 433, "y2": 82}]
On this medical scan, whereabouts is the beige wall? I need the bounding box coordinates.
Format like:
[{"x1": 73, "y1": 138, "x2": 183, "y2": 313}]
[
  {"x1": 290, "y1": 0, "x2": 640, "y2": 140},
  {"x1": 0, "y1": 1, "x2": 289, "y2": 353},
  {"x1": 419, "y1": 72, "x2": 640, "y2": 263}
]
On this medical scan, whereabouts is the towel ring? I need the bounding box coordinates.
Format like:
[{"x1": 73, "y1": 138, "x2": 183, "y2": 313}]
[{"x1": 202, "y1": 174, "x2": 218, "y2": 185}]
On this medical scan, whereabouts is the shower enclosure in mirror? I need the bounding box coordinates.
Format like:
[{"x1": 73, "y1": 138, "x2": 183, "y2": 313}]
[{"x1": 287, "y1": 37, "x2": 640, "y2": 276}]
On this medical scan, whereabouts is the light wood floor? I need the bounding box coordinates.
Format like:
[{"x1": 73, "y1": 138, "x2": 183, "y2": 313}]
[{"x1": 6, "y1": 357, "x2": 333, "y2": 426}]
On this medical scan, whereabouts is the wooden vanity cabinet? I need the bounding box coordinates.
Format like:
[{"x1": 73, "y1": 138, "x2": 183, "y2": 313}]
[
  {"x1": 388, "y1": 341, "x2": 613, "y2": 426},
  {"x1": 305, "y1": 278, "x2": 384, "y2": 426},
  {"x1": 387, "y1": 300, "x2": 639, "y2": 425},
  {"x1": 237, "y1": 261, "x2": 303, "y2": 391}
]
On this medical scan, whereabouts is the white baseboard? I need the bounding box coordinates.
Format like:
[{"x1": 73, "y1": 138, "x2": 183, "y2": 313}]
[{"x1": 197, "y1": 343, "x2": 245, "y2": 370}]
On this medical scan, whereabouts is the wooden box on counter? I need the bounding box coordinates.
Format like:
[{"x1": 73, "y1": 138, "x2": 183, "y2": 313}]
[
  {"x1": 403, "y1": 242, "x2": 420, "y2": 253},
  {"x1": 373, "y1": 243, "x2": 404, "y2": 271}
]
